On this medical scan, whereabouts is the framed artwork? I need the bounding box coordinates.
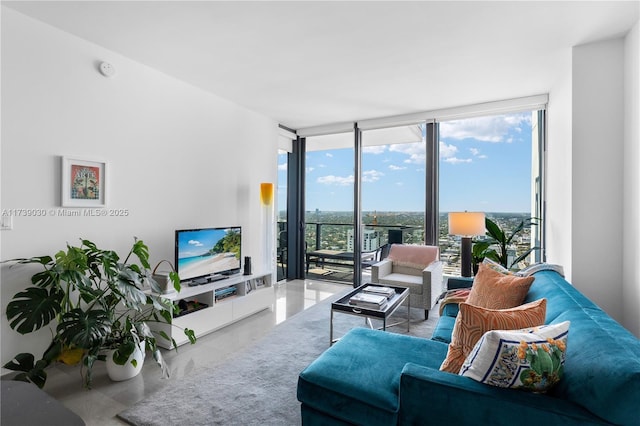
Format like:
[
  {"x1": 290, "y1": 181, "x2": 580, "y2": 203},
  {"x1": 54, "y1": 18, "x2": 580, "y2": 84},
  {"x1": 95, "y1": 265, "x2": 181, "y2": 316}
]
[
  {"x1": 255, "y1": 277, "x2": 265, "y2": 288},
  {"x1": 61, "y1": 157, "x2": 107, "y2": 207}
]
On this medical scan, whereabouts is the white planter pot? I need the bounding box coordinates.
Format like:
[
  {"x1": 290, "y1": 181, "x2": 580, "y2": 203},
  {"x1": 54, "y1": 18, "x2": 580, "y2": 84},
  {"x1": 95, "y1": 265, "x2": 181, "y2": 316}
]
[{"x1": 106, "y1": 342, "x2": 145, "y2": 382}]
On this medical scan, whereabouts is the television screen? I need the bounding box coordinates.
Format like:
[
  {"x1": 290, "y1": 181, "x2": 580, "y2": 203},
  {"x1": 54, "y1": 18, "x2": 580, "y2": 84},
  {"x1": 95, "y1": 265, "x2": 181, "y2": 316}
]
[{"x1": 175, "y1": 227, "x2": 241, "y2": 282}]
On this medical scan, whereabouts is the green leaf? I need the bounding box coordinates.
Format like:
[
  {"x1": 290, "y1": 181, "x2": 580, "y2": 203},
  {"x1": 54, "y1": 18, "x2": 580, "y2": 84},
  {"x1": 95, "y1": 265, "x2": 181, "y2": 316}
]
[
  {"x1": 2, "y1": 353, "x2": 49, "y2": 389},
  {"x1": 6, "y1": 287, "x2": 64, "y2": 334},
  {"x1": 30, "y1": 269, "x2": 58, "y2": 288},
  {"x1": 57, "y1": 308, "x2": 111, "y2": 349},
  {"x1": 536, "y1": 347, "x2": 553, "y2": 375},
  {"x1": 112, "y1": 340, "x2": 136, "y2": 365},
  {"x1": 184, "y1": 328, "x2": 196, "y2": 345},
  {"x1": 3, "y1": 353, "x2": 35, "y2": 372},
  {"x1": 131, "y1": 239, "x2": 151, "y2": 269},
  {"x1": 485, "y1": 218, "x2": 506, "y2": 244},
  {"x1": 169, "y1": 271, "x2": 181, "y2": 293},
  {"x1": 510, "y1": 247, "x2": 539, "y2": 269}
]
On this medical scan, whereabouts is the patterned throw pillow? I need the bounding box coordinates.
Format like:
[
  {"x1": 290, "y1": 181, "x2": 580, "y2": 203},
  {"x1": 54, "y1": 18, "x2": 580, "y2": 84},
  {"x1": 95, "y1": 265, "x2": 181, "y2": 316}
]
[
  {"x1": 459, "y1": 321, "x2": 570, "y2": 393},
  {"x1": 439, "y1": 298, "x2": 547, "y2": 374},
  {"x1": 466, "y1": 263, "x2": 534, "y2": 309}
]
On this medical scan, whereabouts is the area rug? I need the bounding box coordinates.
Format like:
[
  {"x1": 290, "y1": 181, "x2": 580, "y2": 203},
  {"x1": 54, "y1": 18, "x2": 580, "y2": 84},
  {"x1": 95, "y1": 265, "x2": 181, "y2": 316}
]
[{"x1": 118, "y1": 291, "x2": 439, "y2": 426}]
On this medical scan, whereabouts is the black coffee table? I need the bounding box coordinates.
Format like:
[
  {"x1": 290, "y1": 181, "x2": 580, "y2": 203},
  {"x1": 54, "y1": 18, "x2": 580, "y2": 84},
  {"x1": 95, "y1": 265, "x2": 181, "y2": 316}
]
[{"x1": 330, "y1": 283, "x2": 410, "y2": 345}]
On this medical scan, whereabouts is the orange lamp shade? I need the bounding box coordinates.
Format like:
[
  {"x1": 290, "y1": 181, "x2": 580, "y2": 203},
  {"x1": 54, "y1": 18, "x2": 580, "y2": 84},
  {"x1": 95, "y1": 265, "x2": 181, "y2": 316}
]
[{"x1": 260, "y1": 183, "x2": 274, "y2": 206}]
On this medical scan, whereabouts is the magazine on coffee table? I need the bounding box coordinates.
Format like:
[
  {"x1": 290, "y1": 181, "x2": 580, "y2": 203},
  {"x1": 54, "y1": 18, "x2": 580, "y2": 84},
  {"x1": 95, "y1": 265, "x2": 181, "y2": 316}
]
[
  {"x1": 362, "y1": 285, "x2": 395, "y2": 299},
  {"x1": 349, "y1": 292, "x2": 388, "y2": 309}
]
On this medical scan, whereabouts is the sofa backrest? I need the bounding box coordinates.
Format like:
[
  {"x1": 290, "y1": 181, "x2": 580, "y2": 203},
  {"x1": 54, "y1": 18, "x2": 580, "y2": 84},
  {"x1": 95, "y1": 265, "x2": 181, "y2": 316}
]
[{"x1": 525, "y1": 271, "x2": 640, "y2": 426}]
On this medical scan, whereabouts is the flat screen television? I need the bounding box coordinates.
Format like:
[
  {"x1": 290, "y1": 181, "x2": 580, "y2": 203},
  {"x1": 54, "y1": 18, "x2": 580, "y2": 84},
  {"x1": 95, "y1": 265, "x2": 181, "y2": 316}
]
[{"x1": 175, "y1": 226, "x2": 242, "y2": 283}]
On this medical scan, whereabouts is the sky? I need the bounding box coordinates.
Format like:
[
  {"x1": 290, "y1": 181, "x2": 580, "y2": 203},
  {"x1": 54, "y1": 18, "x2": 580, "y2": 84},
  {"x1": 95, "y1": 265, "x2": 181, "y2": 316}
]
[
  {"x1": 177, "y1": 228, "x2": 227, "y2": 259},
  {"x1": 278, "y1": 112, "x2": 534, "y2": 214}
]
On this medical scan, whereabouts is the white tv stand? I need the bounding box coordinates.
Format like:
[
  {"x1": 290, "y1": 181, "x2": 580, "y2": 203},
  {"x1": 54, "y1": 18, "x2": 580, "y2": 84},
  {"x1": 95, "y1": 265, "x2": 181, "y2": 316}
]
[{"x1": 150, "y1": 271, "x2": 274, "y2": 349}]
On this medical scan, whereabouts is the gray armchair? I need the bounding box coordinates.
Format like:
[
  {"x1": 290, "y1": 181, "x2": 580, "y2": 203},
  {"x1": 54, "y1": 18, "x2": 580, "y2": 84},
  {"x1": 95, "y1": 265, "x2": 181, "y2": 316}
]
[{"x1": 371, "y1": 244, "x2": 444, "y2": 319}]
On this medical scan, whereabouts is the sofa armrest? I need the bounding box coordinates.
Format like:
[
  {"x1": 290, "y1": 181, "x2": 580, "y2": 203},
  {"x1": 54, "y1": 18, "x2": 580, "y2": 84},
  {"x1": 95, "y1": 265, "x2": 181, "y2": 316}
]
[
  {"x1": 371, "y1": 259, "x2": 392, "y2": 282},
  {"x1": 398, "y1": 363, "x2": 606, "y2": 426},
  {"x1": 423, "y1": 260, "x2": 444, "y2": 309},
  {"x1": 447, "y1": 276, "x2": 474, "y2": 290}
]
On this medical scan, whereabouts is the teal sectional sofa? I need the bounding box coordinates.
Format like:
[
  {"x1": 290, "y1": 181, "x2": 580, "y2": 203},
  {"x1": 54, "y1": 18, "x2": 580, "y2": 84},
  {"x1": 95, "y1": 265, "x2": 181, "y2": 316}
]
[{"x1": 297, "y1": 270, "x2": 640, "y2": 425}]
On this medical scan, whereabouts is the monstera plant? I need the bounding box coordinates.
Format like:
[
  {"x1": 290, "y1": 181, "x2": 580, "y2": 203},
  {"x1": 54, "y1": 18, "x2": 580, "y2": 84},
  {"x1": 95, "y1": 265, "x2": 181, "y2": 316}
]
[{"x1": 3, "y1": 238, "x2": 195, "y2": 388}]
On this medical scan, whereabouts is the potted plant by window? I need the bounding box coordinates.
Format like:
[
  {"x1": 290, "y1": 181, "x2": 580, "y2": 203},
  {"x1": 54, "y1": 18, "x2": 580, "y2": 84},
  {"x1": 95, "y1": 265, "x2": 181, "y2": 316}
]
[
  {"x1": 472, "y1": 217, "x2": 540, "y2": 273},
  {"x1": 3, "y1": 238, "x2": 195, "y2": 388}
]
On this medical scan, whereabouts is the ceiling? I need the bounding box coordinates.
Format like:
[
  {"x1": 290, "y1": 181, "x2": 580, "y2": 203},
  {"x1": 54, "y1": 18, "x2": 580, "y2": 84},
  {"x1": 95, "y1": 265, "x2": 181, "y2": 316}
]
[{"x1": 3, "y1": 1, "x2": 639, "y2": 130}]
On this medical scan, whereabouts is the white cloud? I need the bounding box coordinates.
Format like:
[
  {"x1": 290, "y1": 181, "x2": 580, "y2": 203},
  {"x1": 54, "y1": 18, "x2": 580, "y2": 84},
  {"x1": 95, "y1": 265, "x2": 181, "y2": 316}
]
[
  {"x1": 440, "y1": 142, "x2": 458, "y2": 158},
  {"x1": 188, "y1": 240, "x2": 204, "y2": 247},
  {"x1": 390, "y1": 142, "x2": 426, "y2": 164},
  {"x1": 469, "y1": 147, "x2": 487, "y2": 159},
  {"x1": 362, "y1": 170, "x2": 384, "y2": 183},
  {"x1": 316, "y1": 170, "x2": 383, "y2": 186},
  {"x1": 317, "y1": 175, "x2": 354, "y2": 186},
  {"x1": 278, "y1": 163, "x2": 287, "y2": 171},
  {"x1": 388, "y1": 164, "x2": 406, "y2": 171},
  {"x1": 325, "y1": 153, "x2": 333, "y2": 158},
  {"x1": 440, "y1": 113, "x2": 531, "y2": 143},
  {"x1": 440, "y1": 141, "x2": 471, "y2": 164},
  {"x1": 306, "y1": 167, "x2": 315, "y2": 173},
  {"x1": 444, "y1": 157, "x2": 472, "y2": 164},
  {"x1": 363, "y1": 145, "x2": 386, "y2": 155}
]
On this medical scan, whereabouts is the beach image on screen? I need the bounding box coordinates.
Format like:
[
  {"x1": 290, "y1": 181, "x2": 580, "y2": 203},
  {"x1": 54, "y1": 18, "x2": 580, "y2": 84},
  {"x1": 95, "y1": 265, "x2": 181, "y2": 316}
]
[{"x1": 177, "y1": 228, "x2": 241, "y2": 280}]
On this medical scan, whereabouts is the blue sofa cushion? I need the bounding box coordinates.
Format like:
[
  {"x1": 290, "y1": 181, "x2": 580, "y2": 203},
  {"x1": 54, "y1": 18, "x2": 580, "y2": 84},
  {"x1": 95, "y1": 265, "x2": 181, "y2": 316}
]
[
  {"x1": 298, "y1": 327, "x2": 448, "y2": 426},
  {"x1": 524, "y1": 271, "x2": 599, "y2": 322},
  {"x1": 431, "y1": 314, "x2": 456, "y2": 343},
  {"x1": 549, "y1": 308, "x2": 640, "y2": 425}
]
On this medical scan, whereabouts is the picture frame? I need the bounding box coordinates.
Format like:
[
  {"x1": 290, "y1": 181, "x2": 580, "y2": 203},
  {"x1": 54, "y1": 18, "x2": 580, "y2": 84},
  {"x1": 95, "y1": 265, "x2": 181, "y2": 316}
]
[
  {"x1": 245, "y1": 280, "x2": 253, "y2": 294},
  {"x1": 61, "y1": 157, "x2": 107, "y2": 207},
  {"x1": 255, "y1": 277, "x2": 265, "y2": 288}
]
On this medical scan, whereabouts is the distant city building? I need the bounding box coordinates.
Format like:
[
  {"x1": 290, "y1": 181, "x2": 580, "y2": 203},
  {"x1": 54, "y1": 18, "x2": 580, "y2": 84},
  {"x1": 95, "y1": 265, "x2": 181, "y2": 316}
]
[{"x1": 347, "y1": 229, "x2": 380, "y2": 252}]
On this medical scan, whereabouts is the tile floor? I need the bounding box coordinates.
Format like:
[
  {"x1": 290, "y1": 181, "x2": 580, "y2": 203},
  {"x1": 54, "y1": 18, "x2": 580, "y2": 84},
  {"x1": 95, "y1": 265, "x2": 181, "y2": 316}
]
[{"x1": 36, "y1": 279, "x2": 349, "y2": 426}]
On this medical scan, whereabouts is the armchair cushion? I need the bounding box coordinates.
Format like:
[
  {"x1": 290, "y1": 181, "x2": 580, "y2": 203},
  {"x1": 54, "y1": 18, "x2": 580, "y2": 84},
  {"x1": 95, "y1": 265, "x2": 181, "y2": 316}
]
[{"x1": 387, "y1": 244, "x2": 438, "y2": 270}]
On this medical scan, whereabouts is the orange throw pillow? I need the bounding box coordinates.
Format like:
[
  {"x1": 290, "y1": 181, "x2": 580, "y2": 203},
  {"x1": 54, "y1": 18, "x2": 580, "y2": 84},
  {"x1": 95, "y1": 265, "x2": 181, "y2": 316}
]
[
  {"x1": 466, "y1": 263, "x2": 534, "y2": 309},
  {"x1": 439, "y1": 298, "x2": 547, "y2": 374}
]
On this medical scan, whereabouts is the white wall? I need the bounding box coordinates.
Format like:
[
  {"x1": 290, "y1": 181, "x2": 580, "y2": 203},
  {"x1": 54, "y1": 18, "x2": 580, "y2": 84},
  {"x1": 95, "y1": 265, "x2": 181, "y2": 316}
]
[
  {"x1": 1, "y1": 8, "x2": 278, "y2": 363},
  {"x1": 546, "y1": 28, "x2": 640, "y2": 336},
  {"x1": 571, "y1": 38, "x2": 625, "y2": 324},
  {"x1": 623, "y1": 21, "x2": 640, "y2": 337},
  {"x1": 545, "y1": 50, "x2": 573, "y2": 280}
]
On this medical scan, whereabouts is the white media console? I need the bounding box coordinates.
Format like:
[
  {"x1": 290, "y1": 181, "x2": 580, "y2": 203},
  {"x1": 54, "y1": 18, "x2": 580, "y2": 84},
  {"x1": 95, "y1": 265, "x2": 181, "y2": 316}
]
[{"x1": 150, "y1": 271, "x2": 274, "y2": 349}]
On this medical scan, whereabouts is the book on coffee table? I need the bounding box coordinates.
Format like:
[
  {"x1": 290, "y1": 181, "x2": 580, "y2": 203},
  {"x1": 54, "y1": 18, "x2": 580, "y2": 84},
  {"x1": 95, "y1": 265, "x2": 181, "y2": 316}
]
[
  {"x1": 362, "y1": 285, "x2": 395, "y2": 299},
  {"x1": 349, "y1": 292, "x2": 388, "y2": 309}
]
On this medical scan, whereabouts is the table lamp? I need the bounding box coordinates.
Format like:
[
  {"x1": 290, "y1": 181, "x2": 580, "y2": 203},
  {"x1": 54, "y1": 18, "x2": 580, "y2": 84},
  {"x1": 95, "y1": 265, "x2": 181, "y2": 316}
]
[{"x1": 448, "y1": 211, "x2": 485, "y2": 277}]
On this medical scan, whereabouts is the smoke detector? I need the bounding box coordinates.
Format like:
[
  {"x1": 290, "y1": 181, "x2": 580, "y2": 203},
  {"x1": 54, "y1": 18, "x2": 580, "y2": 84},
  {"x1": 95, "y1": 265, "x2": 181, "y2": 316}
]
[{"x1": 99, "y1": 62, "x2": 116, "y2": 78}]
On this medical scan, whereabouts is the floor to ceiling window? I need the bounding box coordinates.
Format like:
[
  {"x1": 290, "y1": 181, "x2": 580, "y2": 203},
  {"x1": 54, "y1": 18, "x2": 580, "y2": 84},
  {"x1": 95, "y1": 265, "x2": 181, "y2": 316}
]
[
  {"x1": 288, "y1": 96, "x2": 547, "y2": 285},
  {"x1": 276, "y1": 149, "x2": 288, "y2": 282},
  {"x1": 359, "y1": 123, "x2": 427, "y2": 282},
  {"x1": 438, "y1": 111, "x2": 543, "y2": 276},
  {"x1": 304, "y1": 131, "x2": 354, "y2": 283}
]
